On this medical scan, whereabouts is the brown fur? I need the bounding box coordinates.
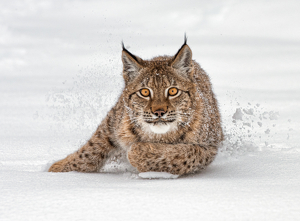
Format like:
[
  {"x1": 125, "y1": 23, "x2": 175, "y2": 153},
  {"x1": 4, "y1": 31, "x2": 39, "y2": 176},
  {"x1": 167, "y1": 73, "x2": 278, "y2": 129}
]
[{"x1": 49, "y1": 40, "x2": 224, "y2": 176}]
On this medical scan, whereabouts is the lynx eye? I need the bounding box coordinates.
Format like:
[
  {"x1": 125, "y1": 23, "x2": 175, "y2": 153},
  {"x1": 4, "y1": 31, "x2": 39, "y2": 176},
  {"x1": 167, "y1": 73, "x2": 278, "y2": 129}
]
[
  {"x1": 168, "y1": 87, "x2": 178, "y2": 96},
  {"x1": 140, "y1": 88, "x2": 150, "y2": 97}
]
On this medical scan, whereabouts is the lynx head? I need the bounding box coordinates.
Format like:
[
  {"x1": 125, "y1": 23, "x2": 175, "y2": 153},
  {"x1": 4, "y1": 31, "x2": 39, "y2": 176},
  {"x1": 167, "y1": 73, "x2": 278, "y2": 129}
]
[{"x1": 121, "y1": 40, "x2": 198, "y2": 135}]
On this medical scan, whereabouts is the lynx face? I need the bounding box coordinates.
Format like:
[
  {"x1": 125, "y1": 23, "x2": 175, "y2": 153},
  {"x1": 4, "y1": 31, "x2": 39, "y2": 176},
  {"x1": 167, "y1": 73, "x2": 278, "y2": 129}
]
[
  {"x1": 127, "y1": 69, "x2": 194, "y2": 134},
  {"x1": 122, "y1": 43, "x2": 197, "y2": 135}
]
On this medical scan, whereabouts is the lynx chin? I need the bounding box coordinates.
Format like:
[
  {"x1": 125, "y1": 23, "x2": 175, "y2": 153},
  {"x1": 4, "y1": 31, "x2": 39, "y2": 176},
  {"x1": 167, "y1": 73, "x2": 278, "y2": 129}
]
[{"x1": 48, "y1": 37, "x2": 224, "y2": 176}]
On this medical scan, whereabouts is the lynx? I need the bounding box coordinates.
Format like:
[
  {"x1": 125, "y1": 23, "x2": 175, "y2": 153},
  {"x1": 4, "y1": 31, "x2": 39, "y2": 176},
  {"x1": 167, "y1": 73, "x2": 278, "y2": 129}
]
[{"x1": 48, "y1": 38, "x2": 224, "y2": 176}]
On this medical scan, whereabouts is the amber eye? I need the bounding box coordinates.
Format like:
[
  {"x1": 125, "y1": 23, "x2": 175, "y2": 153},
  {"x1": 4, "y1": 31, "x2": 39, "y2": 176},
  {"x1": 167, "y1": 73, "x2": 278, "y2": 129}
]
[
  {"x1": 140, "y1": 88, "x2": 150, "y2": 97},
  {"x1": 168, "y1": 87, "x2": 178, "y2": 96}
]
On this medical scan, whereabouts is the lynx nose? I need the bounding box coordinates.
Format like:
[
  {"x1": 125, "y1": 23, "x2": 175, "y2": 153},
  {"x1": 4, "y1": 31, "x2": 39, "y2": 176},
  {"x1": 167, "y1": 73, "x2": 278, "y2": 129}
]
[{"x1": 153, "y1": 109, "x2": 166, "y2": 117}]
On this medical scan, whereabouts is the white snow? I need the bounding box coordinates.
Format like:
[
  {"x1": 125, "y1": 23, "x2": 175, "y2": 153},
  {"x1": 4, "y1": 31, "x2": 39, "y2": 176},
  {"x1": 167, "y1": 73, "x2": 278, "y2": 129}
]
[
  {"x1": 139, "y1": 172, "x2": 179, "y2": 179},
  {"x1": 232, "y1": 108, "x2": 243, "y2": 121},
  {"x1": 1, "y1": 0, "x2": 300, "y2": 220}
]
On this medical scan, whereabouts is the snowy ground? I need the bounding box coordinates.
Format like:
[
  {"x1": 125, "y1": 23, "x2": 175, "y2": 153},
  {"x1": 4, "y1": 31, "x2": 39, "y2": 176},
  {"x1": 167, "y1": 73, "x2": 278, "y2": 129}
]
[{"x1": 1, "y1": 0, "x2": 300, "y2": 220}]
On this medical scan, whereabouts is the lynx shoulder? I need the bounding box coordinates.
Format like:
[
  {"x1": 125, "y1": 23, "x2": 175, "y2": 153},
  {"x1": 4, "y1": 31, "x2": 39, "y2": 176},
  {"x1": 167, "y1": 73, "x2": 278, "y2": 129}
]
[{"x1": 48, "y1": 38, "x2": 224, "y2": 175}]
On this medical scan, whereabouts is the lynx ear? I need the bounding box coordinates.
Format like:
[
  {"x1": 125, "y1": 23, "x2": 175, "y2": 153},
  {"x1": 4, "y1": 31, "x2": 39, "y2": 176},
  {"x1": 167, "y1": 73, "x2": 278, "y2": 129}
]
[
  {"x1": 122, "y1": 43, "x2": 143, "y2": 84},
  {"x1": 171, "y1": 43, "x2": 193, "y2": 78}
]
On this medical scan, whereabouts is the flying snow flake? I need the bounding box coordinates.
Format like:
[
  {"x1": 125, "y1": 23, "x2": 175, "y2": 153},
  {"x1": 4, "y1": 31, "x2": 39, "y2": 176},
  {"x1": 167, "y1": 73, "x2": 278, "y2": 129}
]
[
  {"x1": 269, "y1": 111, "x2": 279, "y2": 120},
  {"x1": 243, "y1": 122, "x2": 251, "y2": 127},
  {"x1": 232, "y1": 108, "x2": 243, "y2": 121},
  {"x1": 243, "y1": 108, "x2": 254, "y2": 115}
]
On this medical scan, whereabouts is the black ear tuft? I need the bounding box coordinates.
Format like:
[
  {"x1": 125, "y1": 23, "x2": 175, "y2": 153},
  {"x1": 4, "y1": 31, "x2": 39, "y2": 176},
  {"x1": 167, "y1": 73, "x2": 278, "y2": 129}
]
[
  {"x1": 173, "y1": 34, "x2": 189, "y2": 63},
  {"x1": 121, "y1": 41, "x2": 125, "y2": 50},
  {"x1": 184, "y1": 33, "x2": 187, "y2": 45}
]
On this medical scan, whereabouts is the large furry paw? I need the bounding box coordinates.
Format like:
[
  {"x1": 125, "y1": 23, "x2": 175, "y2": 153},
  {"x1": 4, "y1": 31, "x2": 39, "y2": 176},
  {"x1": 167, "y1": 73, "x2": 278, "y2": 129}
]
[
  {"x1": 128, "y1": 143, "x2": 152, "y2": 171},
  {"x1": 128, "y1": 143, "x2": 150, "y2": 172},
  {"x1": 48, "y1": 159, "x2": 71, "y2": 172},
  {"x1": 128, "y1": 142, "x2": 203, "y2": 176},
  {"x1": 128, "y1": 143, "x2": 172, "y2": 174}
]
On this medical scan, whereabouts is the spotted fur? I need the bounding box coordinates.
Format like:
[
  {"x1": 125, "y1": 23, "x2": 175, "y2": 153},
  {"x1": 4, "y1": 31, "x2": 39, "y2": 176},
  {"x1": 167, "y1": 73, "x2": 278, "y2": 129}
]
[{"x1": 48, "y1": 40, "x2": 224, "y2": 176}]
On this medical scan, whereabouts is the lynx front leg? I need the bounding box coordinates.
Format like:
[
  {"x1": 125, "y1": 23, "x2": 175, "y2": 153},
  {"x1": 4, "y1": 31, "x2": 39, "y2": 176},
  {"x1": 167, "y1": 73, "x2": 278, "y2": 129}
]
[
  {"x1": 49, "y1": 128, "x2": 116, "y2": 173},
  {"x1": 128, "y1": 142, "x2": 218, "y2": 175}
]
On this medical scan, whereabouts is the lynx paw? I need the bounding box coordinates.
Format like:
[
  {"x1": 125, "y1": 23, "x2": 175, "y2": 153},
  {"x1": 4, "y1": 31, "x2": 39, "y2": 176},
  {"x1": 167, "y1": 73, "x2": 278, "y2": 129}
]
[
  {"x1": 128, "y1": 143, "x2": 193, "y2": 176},
  {"x1": 128, "y1": 143, "x2": 150, "y2": 169},
  {"x1": 128, "y1": 143, "x2": 166, "y2": 173},
  {"x1": 48, "y1": 159, "x2": 71, "y2": 172}
]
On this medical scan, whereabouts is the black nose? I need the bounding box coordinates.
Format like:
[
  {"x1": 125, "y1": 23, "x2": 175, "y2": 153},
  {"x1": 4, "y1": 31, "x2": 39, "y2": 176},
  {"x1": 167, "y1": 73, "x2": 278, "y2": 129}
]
[{"x1": 154, "y1": 109, "x2": 166, "y2": 117}]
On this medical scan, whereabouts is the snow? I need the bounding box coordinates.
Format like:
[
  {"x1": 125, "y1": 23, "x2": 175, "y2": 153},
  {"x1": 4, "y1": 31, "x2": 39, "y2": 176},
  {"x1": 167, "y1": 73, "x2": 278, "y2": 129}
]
[
  {"x1": 1, "y1": 0, "x2": 300, "y2": 220},
  {"x1": 232, "y1": 108, "x2": 243, "y2": 121},
  {"x1": 139, "y1": 172, "x2": 179, "y2": 179},
  {"x1": 1, "y1": 151, "x2": 299, "y2": 220}
]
